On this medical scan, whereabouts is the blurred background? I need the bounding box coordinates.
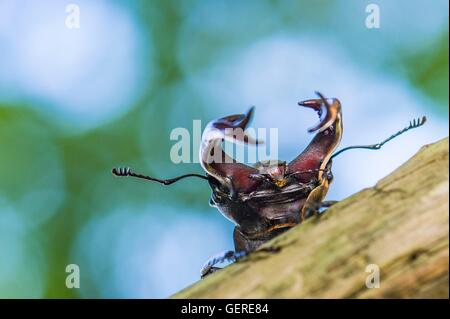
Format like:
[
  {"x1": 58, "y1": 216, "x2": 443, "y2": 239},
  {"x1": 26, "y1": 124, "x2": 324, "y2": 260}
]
[{"x1": 0, "y1": 0, "x2": 448, "y2": 298}]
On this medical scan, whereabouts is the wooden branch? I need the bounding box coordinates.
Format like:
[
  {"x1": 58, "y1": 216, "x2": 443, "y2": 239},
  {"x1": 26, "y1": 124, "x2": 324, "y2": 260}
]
[{"x1": 172, "y1": 137, "x2": 449, "y2": 299}]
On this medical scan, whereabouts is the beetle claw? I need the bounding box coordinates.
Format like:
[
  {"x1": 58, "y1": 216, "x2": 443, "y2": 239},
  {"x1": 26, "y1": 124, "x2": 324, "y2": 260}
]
[
  {"x1": 200, "y1": 106, "x2": 264, "y2": 191},
  {"x1": 298, "y1": 92, "x2": 340, "y2": 133},
  {"x1": 217, "y1": 107, "x2": 263, "y2": 145}
]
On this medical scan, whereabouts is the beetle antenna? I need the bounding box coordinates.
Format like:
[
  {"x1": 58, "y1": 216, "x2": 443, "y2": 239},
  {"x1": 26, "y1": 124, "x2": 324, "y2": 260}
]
[
  {"x1": 112, "y1": 167, "x2": 209, "y2": 185},
  {"x1": 331, "y1": 116, "x2": 427, "y2": 160}
]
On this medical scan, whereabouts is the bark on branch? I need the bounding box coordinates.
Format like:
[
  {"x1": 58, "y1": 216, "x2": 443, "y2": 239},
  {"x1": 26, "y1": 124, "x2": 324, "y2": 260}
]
[{"x1": 173, "y1": 137, "x2": 449, "y2": 298}]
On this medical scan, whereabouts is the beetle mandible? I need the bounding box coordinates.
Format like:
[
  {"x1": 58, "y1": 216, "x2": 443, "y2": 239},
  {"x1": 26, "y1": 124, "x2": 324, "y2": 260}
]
[{"x1": 112, "y1": 92, "x2": 426, "y2": 277}]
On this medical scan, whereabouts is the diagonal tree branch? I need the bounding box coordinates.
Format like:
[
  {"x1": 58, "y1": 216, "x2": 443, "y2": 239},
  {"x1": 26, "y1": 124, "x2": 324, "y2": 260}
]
[{"x1": 172, "y1": 137, "x2": 449, "y2": 299}]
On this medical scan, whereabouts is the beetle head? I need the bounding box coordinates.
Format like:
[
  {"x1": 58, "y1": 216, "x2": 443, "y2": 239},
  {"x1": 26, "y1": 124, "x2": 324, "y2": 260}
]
[{"x1": 251, "y1": 160, "x2": 288, "y2": 188}]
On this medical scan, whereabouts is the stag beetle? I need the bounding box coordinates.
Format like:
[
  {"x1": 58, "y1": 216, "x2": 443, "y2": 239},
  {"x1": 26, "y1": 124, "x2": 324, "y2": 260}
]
[{"x1": 112, "y1": 92, "x2": 426, "y2": 277}]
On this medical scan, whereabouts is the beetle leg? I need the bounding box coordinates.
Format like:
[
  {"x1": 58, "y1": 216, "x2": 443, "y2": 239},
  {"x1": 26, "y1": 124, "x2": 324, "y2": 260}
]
[
  {"x1": 300, "y1": 161, "x2": 336, "y2": 220},
  {"x1": 302, "y1": 193, "x2": 338, "y2": 220},
  {"x1": 321, "y1": 200, "x2": 338, "y2": 208},
  {"x1": 200, "y1": 250, "x2": 247, "y2": 278},
  {"x1": 200, "y1": 247, "x2": 280, "y2": 278},
  {"x1": 300, "y1": 177, "x2": 330, "y2": 220},
  {"x1": 201, "y1": 266, "x2": 222, "y2": 277}
]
